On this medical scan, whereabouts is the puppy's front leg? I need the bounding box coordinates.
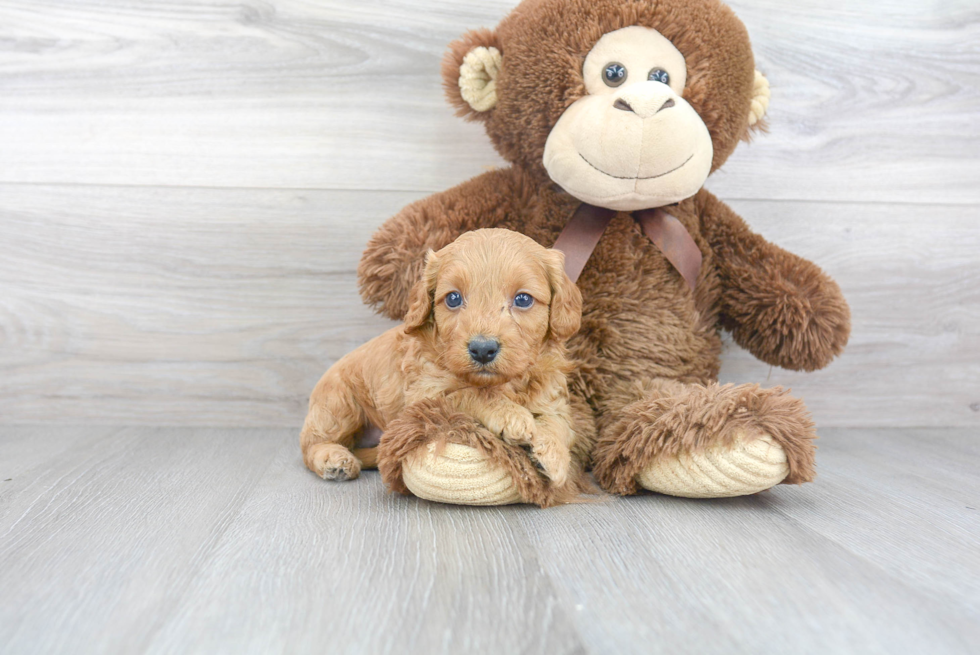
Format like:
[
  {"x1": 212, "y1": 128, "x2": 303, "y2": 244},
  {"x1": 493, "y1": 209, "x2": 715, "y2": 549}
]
[
  {"x1": 449, "y1": 392, "x2": 536, "y2": 446},
  {"x1": 528, "y1": 413, "x2": 574, "y2": 487},
  {"x1": 448, "y1": 392, "x2": 571, "y2": 485}
]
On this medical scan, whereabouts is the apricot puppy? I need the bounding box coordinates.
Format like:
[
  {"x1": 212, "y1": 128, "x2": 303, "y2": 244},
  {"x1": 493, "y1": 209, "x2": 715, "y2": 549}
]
[{"x1": 300, "y1": 228, "x2": 583, "y2": 489}]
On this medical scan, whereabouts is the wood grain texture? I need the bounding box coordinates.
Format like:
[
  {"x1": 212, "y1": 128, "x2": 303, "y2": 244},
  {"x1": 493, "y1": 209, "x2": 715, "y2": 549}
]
[
  {"x1": 0, "y1": 426, "x2": 118, "y2": 481},
  {"x1": 146, "y1": 436, "x2": 584, "y2": 655},
  {"x1": 0, "y1": 426, "x2": 977, "y2": 654},
  {"x1": 0, "y1": 0, "x2": 978, "y2": 428},
  {"x1": 0, "y1": 428, "x2": 283, "y2": 654},
  {"x1": 0, "y1": 1, "x2": 977, "y2": 203},
  {"x1": 771, "y1": 427, "x2": 980, "y2": 614},
  {"x1": 1, "y1": 184, "x2": 978, "y2": 427},
  {"x1": 2, "y1": 3, "x2": 976, "y2": 650}
]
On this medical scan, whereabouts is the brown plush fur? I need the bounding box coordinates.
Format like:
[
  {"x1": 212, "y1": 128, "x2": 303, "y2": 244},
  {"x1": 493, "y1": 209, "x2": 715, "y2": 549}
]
[
  {"x1": 358, "y1": 0, "x2": 850, "y2": 495},
  {"x1": 303, "y1": 229, "x2": 591, "y2": 501},
  {"x1": 591, "y1": 380, "x2": 817, "y2": 495},
  {"x1": 379, "y1": 395, "x2": 597, "y2": 509}
]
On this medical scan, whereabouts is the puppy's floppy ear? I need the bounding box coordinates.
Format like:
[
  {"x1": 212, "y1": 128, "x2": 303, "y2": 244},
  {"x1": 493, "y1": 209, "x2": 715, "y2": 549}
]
[
  {"x1": 404, "y1": 250, "x2": 440, "y2": 333},
  {"x1": 543, "y1": 249, "x2": 583, "y2": 342}
]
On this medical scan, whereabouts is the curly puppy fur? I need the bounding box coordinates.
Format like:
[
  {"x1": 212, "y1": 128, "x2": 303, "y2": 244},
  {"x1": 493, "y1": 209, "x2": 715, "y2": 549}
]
[
  {"x1": 358, "y1": 0, "x2": 850, "y2": 494},
  {"x1": 302, "y1": 229, "x2": 592, "y2": 503}
]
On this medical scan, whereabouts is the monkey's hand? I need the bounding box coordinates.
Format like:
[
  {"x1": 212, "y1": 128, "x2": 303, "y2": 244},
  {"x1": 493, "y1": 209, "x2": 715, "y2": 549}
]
[{"x1": 702, "y1": 191, "x2": 851, "y2": 372}]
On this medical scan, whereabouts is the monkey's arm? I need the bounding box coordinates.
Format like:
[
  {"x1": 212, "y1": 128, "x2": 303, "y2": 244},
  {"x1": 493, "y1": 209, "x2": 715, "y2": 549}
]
[
  {"x1": 358, "y1": 167, "x2": 523, "y2": 320},
  {"x1": 699, "y1": 191, "x2": 851, "y2": 372}
]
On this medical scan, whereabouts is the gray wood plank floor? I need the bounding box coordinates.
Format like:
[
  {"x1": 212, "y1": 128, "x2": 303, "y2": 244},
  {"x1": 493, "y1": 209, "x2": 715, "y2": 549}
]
[{"x1": 1, "y1": 427, "x2": 977, "y2": 655}]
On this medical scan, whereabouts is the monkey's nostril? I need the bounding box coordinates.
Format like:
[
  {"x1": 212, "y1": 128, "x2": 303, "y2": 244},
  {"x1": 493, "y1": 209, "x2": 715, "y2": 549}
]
[
  {"x1": 657, "y1": 98, "x2": 676, "y2": 113},
  {"x1": 613, "y1": 98, "x2": 634, "y2": 113},
  {"x1": 468, "y1": 337, "x2": 500, "y2": 365}
]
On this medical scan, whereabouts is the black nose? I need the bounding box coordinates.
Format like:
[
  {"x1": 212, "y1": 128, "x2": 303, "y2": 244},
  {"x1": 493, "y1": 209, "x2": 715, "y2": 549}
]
[{"x1": 468, "y1": 337, "x2": 499, "y2": 364}]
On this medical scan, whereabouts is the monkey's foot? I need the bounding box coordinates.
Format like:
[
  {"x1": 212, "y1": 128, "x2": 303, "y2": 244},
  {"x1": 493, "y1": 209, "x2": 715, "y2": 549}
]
[
  {"x1": 379, "y1": 398, "x2": 588, "y2": 508},
  {"x1": 593, "y1": 382, "x2": 816, "y2": 497},
  {"x1": 636, "y1": 432, "x2": 788, "y2": 498},
  {"x1": 402, "y1": 443, "x2": 522, "y2": 505}
]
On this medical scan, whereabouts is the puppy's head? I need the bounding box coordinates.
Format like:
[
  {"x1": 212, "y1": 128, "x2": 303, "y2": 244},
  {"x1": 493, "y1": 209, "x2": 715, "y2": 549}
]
[{"x1": 404, "y1": 229, "x2": 582, "y2": 386}]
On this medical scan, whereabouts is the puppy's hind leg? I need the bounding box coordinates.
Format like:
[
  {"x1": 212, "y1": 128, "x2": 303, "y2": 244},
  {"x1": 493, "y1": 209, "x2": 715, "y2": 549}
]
[{"x1": 301, "y1": 371, "x2": 365, "y2": 482}]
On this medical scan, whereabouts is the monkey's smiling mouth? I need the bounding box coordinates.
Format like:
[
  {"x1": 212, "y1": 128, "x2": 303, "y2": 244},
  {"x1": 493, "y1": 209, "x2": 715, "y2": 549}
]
[{"x1": 579, "y1": 152, "x2": 694, "y2": 181}]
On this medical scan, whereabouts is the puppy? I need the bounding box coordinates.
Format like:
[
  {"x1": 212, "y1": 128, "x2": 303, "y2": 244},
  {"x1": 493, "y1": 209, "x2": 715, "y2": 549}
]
[{"x1": 300, "y1": 228, "x2": 583, "y2": 488}]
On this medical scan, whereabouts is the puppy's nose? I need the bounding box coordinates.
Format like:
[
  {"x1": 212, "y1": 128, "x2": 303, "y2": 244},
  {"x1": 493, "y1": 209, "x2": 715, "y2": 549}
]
[{"x1": 468, "y1": 336, "x2": 499, "y2": 364}]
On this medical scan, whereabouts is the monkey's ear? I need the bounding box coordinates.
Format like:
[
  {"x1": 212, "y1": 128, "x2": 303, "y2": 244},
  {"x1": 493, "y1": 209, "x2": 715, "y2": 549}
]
[
  {"x1": 404, "y1": 250, "x2": 440, "y2": 333},
  {"x1": 747, "y1": 70, "x2": 771, "y2": 131},
  {"x1": 442, "y1": 29, "x2": 503, "y2": 120}
]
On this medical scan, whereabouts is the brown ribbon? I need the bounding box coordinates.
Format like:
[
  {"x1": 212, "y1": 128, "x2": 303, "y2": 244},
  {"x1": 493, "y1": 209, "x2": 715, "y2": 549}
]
[
  {"x1": 551, "y1": 203, "x2": 616, "y2": 282},
  {"x1": 552, "y1": 203, "x2": 702, "y2": 291},
  {"x1": 633, "y1": 208, "x2": 703, "y2": 291}
]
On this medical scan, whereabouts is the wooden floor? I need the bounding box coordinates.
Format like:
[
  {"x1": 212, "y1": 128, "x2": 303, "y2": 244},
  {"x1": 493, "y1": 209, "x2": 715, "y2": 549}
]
[{"x1": 1, "y1": 426, "x2": 977, "y2": 654}]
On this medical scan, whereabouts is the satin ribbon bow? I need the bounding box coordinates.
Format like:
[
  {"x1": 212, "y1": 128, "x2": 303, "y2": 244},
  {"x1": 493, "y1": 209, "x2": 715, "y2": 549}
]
[{"x1": 551, "y1": 203, "x2": 702, "y2": 290}]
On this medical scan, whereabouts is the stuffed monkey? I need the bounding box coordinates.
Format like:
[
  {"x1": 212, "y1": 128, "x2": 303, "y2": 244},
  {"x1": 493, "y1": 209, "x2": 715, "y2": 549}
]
[{"x1": 358, "y1": 0, "x2": 850, "y2": 505}]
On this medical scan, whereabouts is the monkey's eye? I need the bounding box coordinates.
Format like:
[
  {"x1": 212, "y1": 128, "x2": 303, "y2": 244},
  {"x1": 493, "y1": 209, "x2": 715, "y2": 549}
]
[
  {"x1": 648, "y1": 68, "x2": 670, "y2": 85},
  {"x1": 513, "y1": 293, "x2": 534, "y2": 309},
  {"x1": 603, "y1": 62, "x2": 627, "y2": 87},
  {"x1": 445, "y1": 291, "x2": 462, "y2": 309}
]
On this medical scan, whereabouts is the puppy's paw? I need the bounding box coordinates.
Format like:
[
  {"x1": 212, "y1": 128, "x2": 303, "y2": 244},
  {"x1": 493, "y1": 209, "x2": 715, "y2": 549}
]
[
  {"x1": 309, "y1": 443, "x2": 361, "y2": 481},
  {"x1": 531, "y1": 441, "x2": 571, "y2": 487},
  {"x1": 495, "y1": 410, "x2": 537, "y2": 446}
]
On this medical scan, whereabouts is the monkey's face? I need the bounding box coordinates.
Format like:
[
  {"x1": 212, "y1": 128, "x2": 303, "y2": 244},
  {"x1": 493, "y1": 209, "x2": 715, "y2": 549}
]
[
  {"x1": 443, "y1": 0, "x2": 770, "y2": 208},
  {"x1": 543, "y1": 26, "x2": 714, "y2": 211}
]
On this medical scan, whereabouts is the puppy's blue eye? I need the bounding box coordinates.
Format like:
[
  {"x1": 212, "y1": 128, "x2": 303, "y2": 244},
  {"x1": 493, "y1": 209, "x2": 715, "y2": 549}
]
[
  {"x1": 445, "y1": 291, "x2": 462, "y2": 308},
  {"x1": 514, "y1": 293, "x2": 534, "y2": 308},
  {"x1": 603, "y1": 62, "x2": 627, "y2": 87},
  {"x1": 648, "y1": 68, "x2": 670, "y2": 85}
]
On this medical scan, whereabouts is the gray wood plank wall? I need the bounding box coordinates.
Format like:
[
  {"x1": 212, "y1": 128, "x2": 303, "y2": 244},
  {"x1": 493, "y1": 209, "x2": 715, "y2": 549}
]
[{"x1": 1, "y1": 0, "x2": 978, "y2": 428}]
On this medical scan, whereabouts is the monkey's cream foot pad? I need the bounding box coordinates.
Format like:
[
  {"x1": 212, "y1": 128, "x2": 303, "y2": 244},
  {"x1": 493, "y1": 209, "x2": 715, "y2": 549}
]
[
  {"x1": 402, "y1": 442, "x2": 523, "y2": 506},
  {"x1": 636, "y1": 433, "x2": 789, "y2": 498}
]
